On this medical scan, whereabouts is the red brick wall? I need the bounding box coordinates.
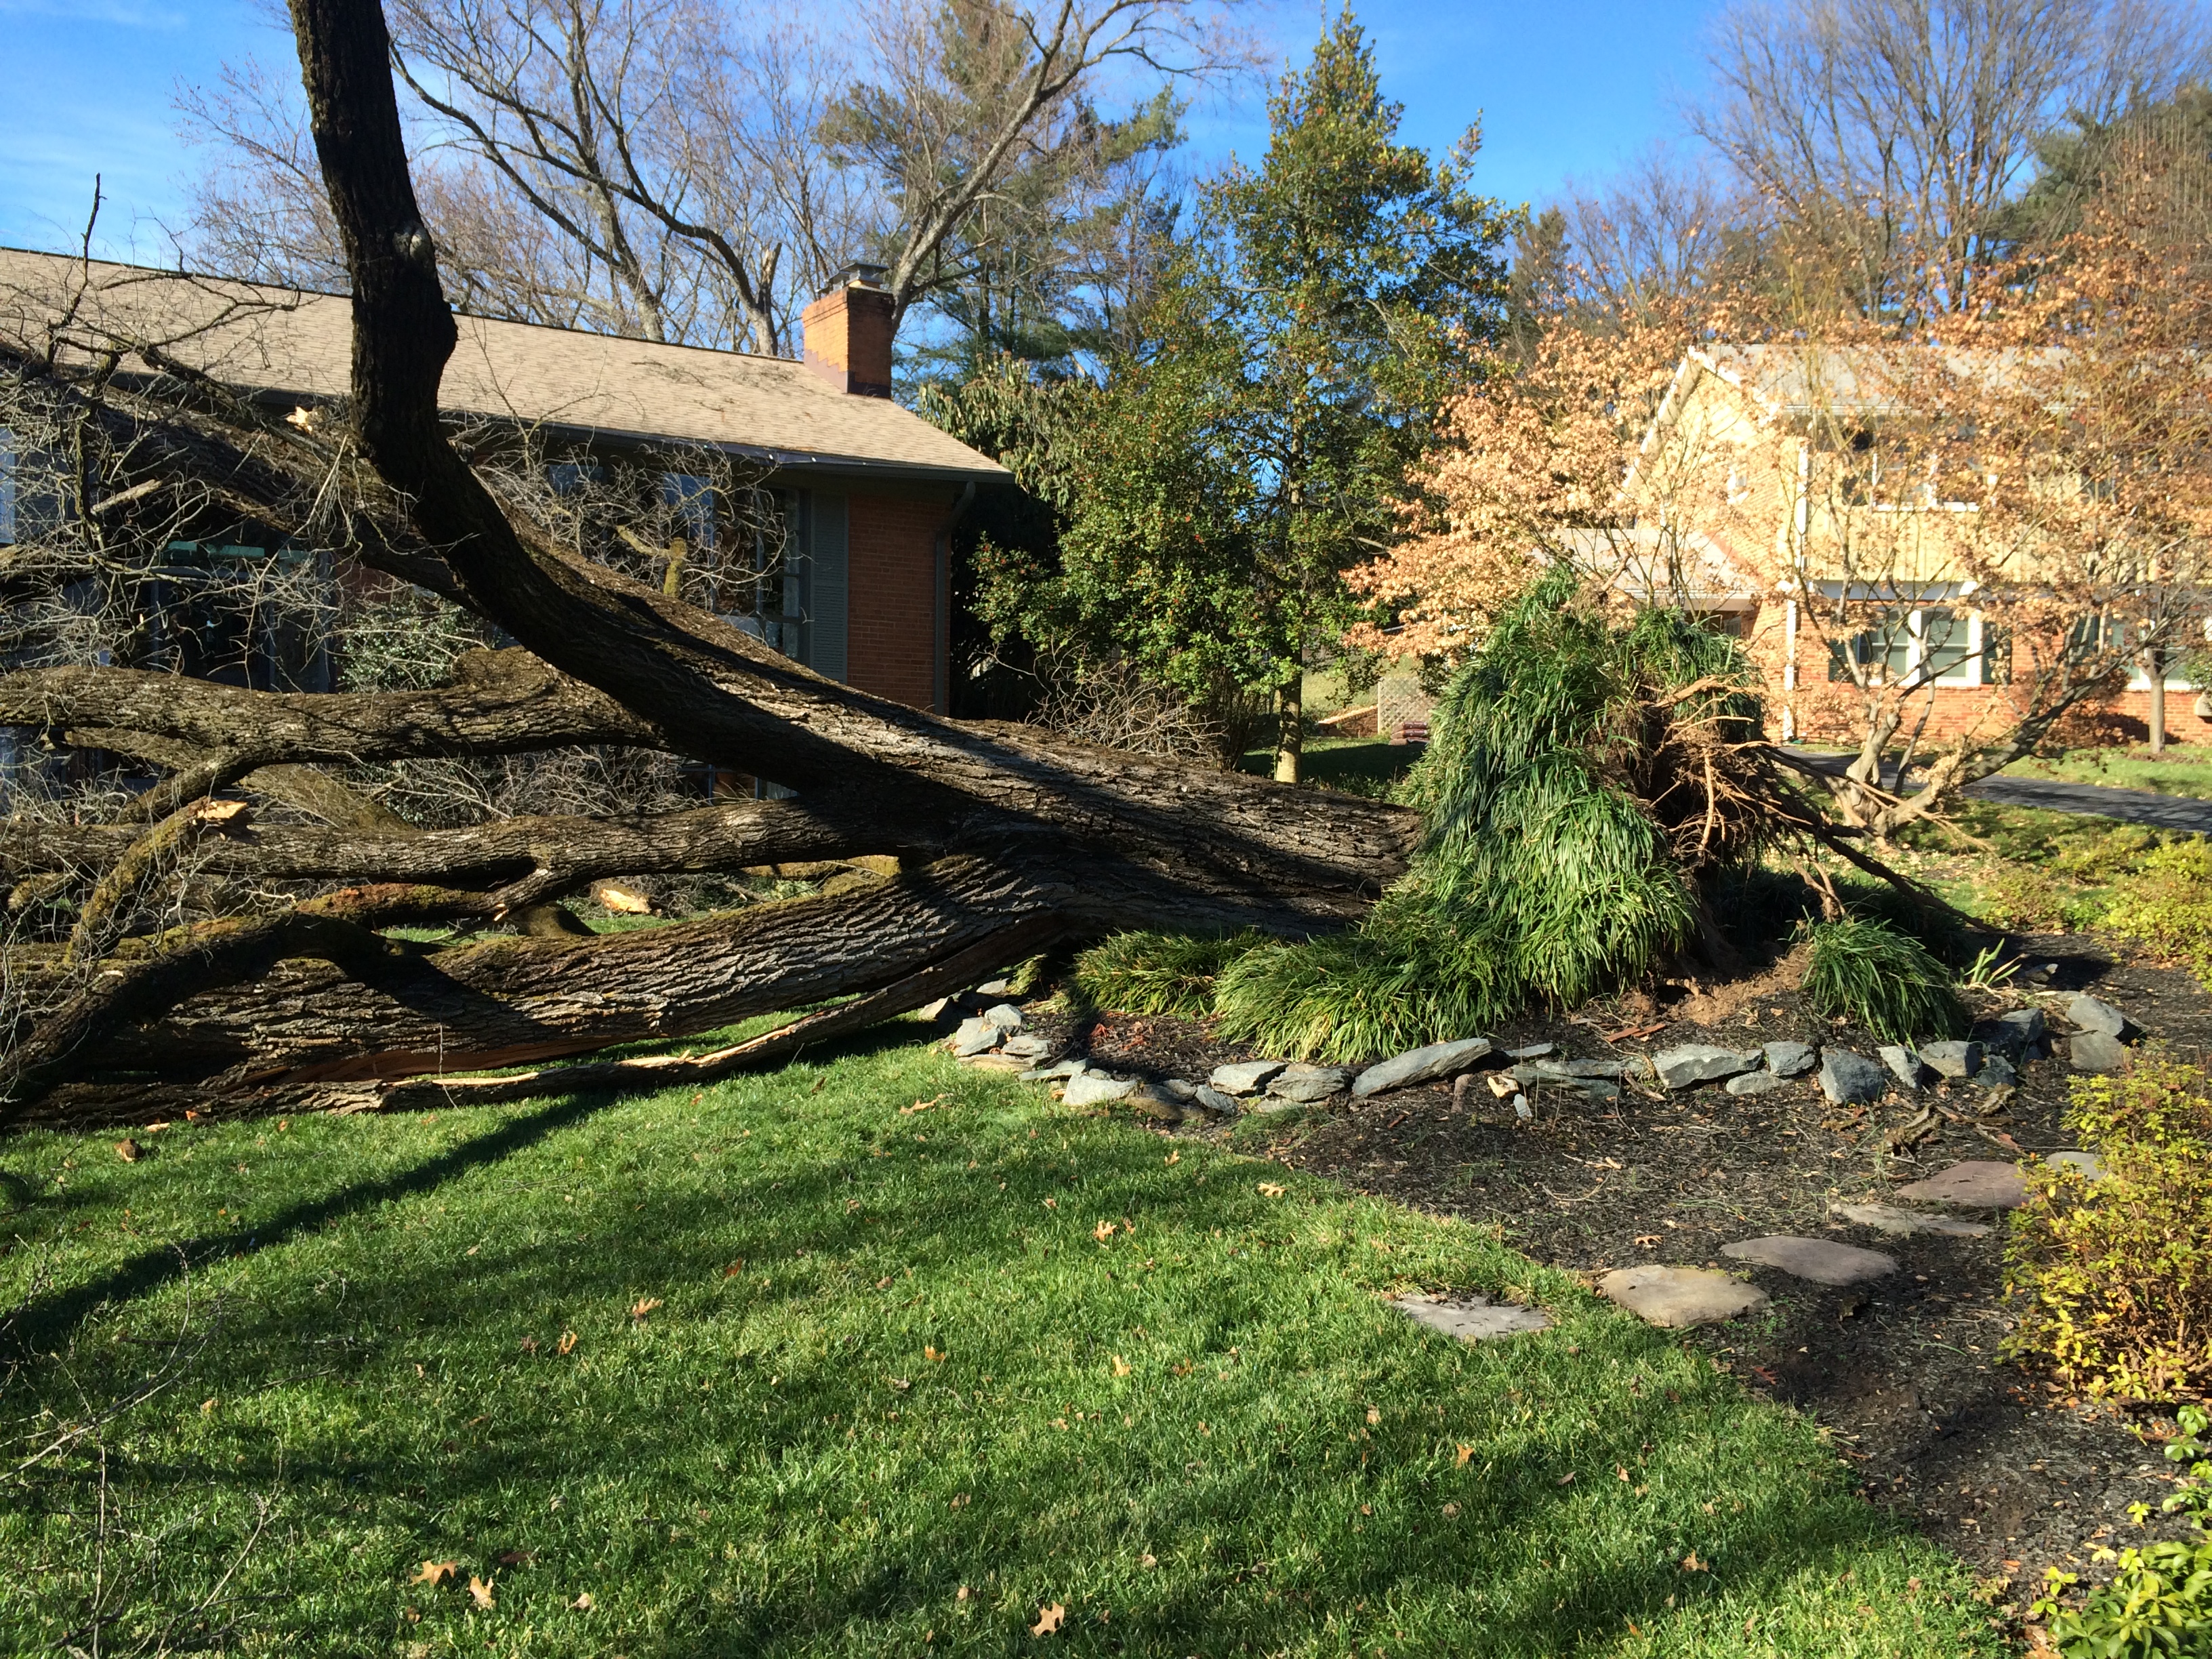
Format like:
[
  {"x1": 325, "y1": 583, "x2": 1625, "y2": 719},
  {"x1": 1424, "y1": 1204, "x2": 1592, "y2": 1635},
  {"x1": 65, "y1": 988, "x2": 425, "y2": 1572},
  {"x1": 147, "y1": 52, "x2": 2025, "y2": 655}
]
[
  {"x1": 846, "y1": 487, "x2": 951, "y2": 712},
  {"x1": 1733, "y1": 602, "x2": 2212, "y2": 747}
]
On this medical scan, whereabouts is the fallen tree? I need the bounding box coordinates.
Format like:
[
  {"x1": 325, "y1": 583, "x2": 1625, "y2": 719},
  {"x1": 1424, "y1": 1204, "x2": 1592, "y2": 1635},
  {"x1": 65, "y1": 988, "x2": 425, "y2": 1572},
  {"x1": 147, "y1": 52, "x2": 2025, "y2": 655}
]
[{"x1": 0, "y1": 0, "x2": 1419, "y2": 1125}]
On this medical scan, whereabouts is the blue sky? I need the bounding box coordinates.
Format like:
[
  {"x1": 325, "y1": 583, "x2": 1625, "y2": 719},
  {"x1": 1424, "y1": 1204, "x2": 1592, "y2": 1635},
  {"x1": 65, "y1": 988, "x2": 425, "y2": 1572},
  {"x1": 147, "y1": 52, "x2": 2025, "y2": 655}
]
[{"x1": 0, "y1": 0, "x2": 1721, "y2": 264}]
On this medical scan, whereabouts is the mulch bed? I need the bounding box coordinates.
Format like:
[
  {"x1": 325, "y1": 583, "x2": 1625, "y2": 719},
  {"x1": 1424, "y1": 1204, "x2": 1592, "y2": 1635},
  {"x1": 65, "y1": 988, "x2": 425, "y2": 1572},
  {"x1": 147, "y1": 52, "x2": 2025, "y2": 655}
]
[{"x1": 1025, "y1": 935, "x2": 2212, "y2": 1613}]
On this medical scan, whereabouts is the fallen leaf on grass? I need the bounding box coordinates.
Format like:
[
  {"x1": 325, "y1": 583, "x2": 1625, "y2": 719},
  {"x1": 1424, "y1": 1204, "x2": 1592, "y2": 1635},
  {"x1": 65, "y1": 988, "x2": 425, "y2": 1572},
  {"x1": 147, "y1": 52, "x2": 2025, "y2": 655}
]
[
  {"x1": 1042, "y1": 1198, "x2": 1057, "y2": 1210},
  {"x1": 1441, "y1": 1502, "x2": 1461, "y2": 1518},
  {"x1": 1139, "y1": 1552, "x2": 1158, "y2": 1568},
  {"x1": 115, "y1": 1139, "x2": 140, "y2": 1162},
  {"x1": 901, "y1": 1094, "x2": 947, "y2": 1115},
  {"x1": 888, "y1": 1377, "x2": 912, "y2": 1392},
  {"x1": 571, "y1": 1593, "x2": 594, "y2": 1612},
  {"x1": 1111, "y1": 1355, "x2": 1132, "y2": 1377},
  {"x1": 629, "y1": 1297, "x2": 663, "y2": 1321},
  {"x1": 1164, "y1": 1151, "x2": 1179, "y2": 1166},
  {"x1": 519, "y1": 1337, "x2": 539, "y2": 1355},
  {"x1": 1031, "y1": 1603, "x2": 1066, "y2": 1637},
  {"x1": 1256, "y1": 1182, "x2": 1286, "y2": 1198},
  {"x1": 723, "y1": 1260, "x2": 746, "y2": 1276},
  {"x1": 556, "y1": 1331, "x2": 578, "y2": 1355},
  {"x1": 1456, "y1": 1444, "x2": 1475, "y2": 1467},
  {"x1": 1555, "y1": 1473, "x2": 1574, "y2": 1486},
  {"x1": 925, "y1": 1345, "x2": 947, "y2": 1363},
  {"x1": 1681, "y1": 1553, "x2": 1707, "y2": 1572},
  {"x1": 413, "y1": 1561, "x2": 459, "y2": 1587},
  {"x1": 468, "y1": 1574, "x2": 496, "y2": 1609},
  {"x1": 1094, "y1": 1221, "x2": 1117, "y2": 1241}
]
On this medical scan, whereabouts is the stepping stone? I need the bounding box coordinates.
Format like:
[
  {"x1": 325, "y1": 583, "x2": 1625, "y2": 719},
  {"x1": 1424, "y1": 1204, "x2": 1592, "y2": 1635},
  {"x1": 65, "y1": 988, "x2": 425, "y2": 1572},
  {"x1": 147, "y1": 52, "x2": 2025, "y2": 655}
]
[
  {"x1": 1599, "y1": 1265, "x2": 1768, "y2": 1328},
  {"x1": 1983, "y1": 1007, "x2": 2047, "y2": 1059},
  {"x1": 1268, "y1": 1063, "x2": 1353, "y2": 1103},
  {"x1": 1210, "y1": 1060, "x2": 1286, "y2": 1096},
  {"x1": 1763, "y1": 1040, "x2": 1818, "y2": 1078},
  {"x1": 1063, "y1": 1072, "x2": 1137, "y2": 1107},
  {"x1": 1391, "y1": 1294, "x2": 1553, "y2": 1342},
  {"x1": 1919, "y1": 1040, "x2": 1982, "y2": 1080},
  {"x1": 1724, "y1": 1069, "x2": 1791, "y2": 1097},
  {"x1": 2068, "y1": 994, "x2": 2131, "y2": 1038},
  {"x1": 2070, "y1": 1030, "x2": 2128, "y2": 1073},
  {"x1": 1653, "y1": 1044, "x2": 1759, "y2": 1090},
  {"x1": 1351, "y1": 1036, "x2": 1494, "y2": 1099},
  {"x1": 1895, "y1": 1160, "x2": 2028, "y2": 1209},
  {"x1": 1721, "y1": 1235, "x2": 1898, "y2": 1286},
  {"x1": 2045, "y1": 1150, "x2": 2106, "y2": 1183},
  {"x1": 1832, "y1": 1201, "x2": 1992, "y2": 1238},
  {"x1": 1879, "y1": 1045, "x2": 1929, "y2": 1089},
  {"x1": 1972, "y1": 1055, "x2": 2018, "y2": 1092},
  {"x1": 1820, "y1": 1050, "x2": 1888, "y2": 1105},
  {"x1": 982, "y1": 1003, "x2": 1026, "y2": 1031},
  {"x1": 1192, "y1": 1084, "x2": 1242, "y2": 1115},
  {"x1": 951, "y1": 1016, "x2": 1004, "y2": 1057}
]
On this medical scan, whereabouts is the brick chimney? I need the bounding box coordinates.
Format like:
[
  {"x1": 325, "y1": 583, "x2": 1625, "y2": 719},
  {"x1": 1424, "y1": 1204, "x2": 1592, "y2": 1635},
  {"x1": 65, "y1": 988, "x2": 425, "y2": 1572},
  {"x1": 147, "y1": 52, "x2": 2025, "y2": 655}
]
[{"x1": 800, "y1": 263, "x2": 894, "y2": 397}]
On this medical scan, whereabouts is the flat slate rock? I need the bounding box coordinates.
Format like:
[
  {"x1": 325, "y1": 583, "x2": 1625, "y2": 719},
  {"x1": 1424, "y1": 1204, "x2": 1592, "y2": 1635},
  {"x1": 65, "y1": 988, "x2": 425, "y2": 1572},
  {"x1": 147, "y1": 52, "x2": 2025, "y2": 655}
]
[
  {"x1": 1832, "y1": 1201, "x2": 1992, "y2": 1238},
  {"x1": 1820, "y1": 1050, "x2": 1889, "y2": 1105},
  {"x1": 982, "y1": 1003, "x2": 1026, "y2": 1031},
  {"x1": 1721, "y1": 1235, "x2": 1898, "y2": 1286},
  {"x1": 950, "y1": 1016, "x2": 1004, "y2": 1057},
  {"x1": 1895, "y1": 1160, "x2": 2029, "y2": 1209},
  {"x1": 1919, "y1": 1040, "x2": 1982, "y2": 1080},
  {"x1": 1351, "y1": 1036, "x2": 1494, "y2": 1099},
  {"x1": 1210, "y1": 1060, "x2": 1286, "y2": 1096},
  {"x1": 2045, "y1": 1149, "x2": 2107, "y2": 1183},
  {"x1": 1192, "y1": 1084, "x2": 1242, "y2": 1115},
  {"x1": 1984, "y1": 1006, "x2": 2047, "y2": 1059},
  {"x1": 2068, "y1": 993, "x2": 2130, "y2": 1038},
  {"x1": 1502, "y1": 1042, "x2": 1555, "y2": 1060},
  {"x1": 1391, "y1": 1294, "x2": 1553, "y2": 1343},
  {"x1": 1724, "y1": 1069, "x2": 1793, "y2": 1097},
  {"x1": 1763, "y1": 1040, "x2": 1818, "y2": 1078},
  {"x1": 2070, "y1": 1029, "x2": 2129, "y2": 1073},
  {"x1": 1973, "y1": 1054, "x2": 2020, "y2": 1091},
  {"x1": 1879, "y1": 1044, "x2": 1929, "y2": 1089},
  {"x1": 1000, "y1": 1033, "x2": 1052, "y2": 1061},
  {"x1": 1599, "y1": 1265, "x2": 1768, "y2": 1328},
  {"x1": 1269, "y1": 1063, "x2": 1353, "y2": 1103},
  {"x1": 1127, "y1": 1083, "x2": 1187, "y2": 1122},
  {"x1": 1021, "y1": 1059, "x2": 1088, "y2": 1082},
  {"x1": 1063, "y1": 1072, "x2": 1138, "y2": 1107},
  {"x1": 1653, "y1": 1044, "x2": 1759, "y2": 1090}
]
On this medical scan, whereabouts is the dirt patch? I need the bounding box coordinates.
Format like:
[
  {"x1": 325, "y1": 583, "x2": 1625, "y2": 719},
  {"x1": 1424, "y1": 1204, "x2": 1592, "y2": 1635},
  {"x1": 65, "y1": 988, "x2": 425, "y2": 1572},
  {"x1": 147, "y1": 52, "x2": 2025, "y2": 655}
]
[{"x1": 1035, "y1": 934, "x2": 2212, "y2": 1614}]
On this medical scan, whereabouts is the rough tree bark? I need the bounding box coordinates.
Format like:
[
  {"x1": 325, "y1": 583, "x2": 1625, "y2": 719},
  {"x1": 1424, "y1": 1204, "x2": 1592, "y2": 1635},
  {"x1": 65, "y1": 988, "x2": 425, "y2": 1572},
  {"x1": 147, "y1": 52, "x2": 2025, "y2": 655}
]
[{"x1": 0, "y1": 0, "x2": 1416, "y2": 1124}]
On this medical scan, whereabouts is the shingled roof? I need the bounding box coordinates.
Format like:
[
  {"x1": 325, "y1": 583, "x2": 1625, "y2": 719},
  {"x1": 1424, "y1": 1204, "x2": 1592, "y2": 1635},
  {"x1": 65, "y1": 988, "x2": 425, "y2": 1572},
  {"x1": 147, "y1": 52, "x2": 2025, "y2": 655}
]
[{"x1": 0, "y1": 248, "x2": 1007, "y2": 483}]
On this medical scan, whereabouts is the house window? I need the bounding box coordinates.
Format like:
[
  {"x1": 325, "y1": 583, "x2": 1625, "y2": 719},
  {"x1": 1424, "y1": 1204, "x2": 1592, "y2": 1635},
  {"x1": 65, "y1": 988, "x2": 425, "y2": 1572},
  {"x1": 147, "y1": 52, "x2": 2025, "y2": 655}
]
[
  {"x1": 1828, "y1": 607, "x2": 1982, "y2": 687},
  {"x1": 661, "y1": 473, "x2": 717, "y2": 552}
]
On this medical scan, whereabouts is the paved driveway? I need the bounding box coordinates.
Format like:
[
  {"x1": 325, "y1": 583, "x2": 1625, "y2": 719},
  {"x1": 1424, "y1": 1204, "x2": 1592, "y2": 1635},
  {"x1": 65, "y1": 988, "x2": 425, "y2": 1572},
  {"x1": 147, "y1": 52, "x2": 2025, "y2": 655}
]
[{"x1": 1788, "y1": 749, "x2": 2212, "y2": 834}]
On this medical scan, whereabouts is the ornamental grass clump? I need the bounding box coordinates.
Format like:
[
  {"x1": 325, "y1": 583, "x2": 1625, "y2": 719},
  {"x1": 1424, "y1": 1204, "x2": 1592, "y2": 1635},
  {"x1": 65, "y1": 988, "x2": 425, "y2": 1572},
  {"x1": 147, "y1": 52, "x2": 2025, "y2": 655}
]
[
  {"x1": 1127, "y1": 572, "x2": 1780, "y2": 1061},
  {"x1": 2005, "y1": 1056, "x2": 2212, "y2": 1404},
  {"x1": 1072, "y1": 930, "x2": 1261, "y2": 1018},
  {"x1": 1800, "y1": 917, "x2": 1968, "y2": 1044}
]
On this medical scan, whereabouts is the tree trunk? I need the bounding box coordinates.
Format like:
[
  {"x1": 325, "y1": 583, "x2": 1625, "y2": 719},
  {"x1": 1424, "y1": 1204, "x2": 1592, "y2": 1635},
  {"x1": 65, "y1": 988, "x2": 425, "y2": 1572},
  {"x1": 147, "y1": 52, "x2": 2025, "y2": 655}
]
[
  {"x1": 1274, "y1": 673, "x2": 1303, "y2": 784},
  {"x1": 2148, "y1": 648, "x2": 2167, "y2": 754}
]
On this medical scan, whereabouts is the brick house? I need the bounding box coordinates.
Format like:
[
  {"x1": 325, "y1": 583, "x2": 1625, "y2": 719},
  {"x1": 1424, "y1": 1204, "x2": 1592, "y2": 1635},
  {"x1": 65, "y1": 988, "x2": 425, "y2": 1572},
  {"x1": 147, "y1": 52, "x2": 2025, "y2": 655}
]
[
  {"x1": 1598, "y1": 345, "x2": 2210, "y2": 747},
  {"x1": 0, "y1": 249, "x2": 1006, "y2": 716}
]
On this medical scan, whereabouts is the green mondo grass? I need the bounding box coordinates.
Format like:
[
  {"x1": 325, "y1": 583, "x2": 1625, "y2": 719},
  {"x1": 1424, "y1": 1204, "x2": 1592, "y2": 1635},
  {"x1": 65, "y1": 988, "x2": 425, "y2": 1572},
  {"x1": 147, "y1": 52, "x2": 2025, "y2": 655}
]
[
  {"x1": 1801, "y1": 918, "x2": 1970, "y2": 1044},
  {"x1": 1, "y1": 1035, "x2": 2000, "y2": 1656}
]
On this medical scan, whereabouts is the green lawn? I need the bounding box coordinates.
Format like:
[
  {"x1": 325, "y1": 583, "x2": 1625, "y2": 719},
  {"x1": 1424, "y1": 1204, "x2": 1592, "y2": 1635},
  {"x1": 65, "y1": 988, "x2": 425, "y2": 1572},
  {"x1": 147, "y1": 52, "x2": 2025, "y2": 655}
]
[
  {"x1": 2002, "y1": 741, "x2": 2212, "y2": 799},
  {"x1": 1240, "y1": 735, "x2": 1422, "y2": 800},
  {"x1": 1, "y1": 1029, "x2": 2000, "y2": 1657}
]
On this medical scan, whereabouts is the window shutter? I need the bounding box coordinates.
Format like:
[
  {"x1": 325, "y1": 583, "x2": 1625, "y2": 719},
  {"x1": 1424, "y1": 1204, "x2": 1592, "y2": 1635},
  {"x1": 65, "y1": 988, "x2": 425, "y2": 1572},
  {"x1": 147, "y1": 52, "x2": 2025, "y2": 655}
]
[{"x1": 809, "y1": 491, "x2": 848, "y2": 684}]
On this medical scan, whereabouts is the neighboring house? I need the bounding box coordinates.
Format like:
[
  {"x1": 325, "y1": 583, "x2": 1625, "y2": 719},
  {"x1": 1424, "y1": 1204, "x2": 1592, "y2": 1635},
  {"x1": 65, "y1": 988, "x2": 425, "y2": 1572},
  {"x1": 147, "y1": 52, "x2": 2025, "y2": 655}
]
[
  {"x1": 1601, "y1": 344, "x2": 2209, "y2": 746},
  {"x1": 0, "y1": 249, "x2": 1006, "y2": 719}
]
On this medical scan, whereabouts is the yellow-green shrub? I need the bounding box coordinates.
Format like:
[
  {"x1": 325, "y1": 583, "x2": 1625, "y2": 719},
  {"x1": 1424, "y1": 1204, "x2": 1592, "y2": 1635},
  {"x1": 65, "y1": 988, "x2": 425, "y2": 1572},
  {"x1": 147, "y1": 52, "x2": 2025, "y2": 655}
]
[
  {"x1": 2101, "y1": 839, "x2": 2212, "y2": 986},
  {"x1": 2005, "y1": 1056, "x2": 2212, "y2": 1403},
  {"x1": 1971, "y1": 863, "x2": 2102, "y2": 933}
]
